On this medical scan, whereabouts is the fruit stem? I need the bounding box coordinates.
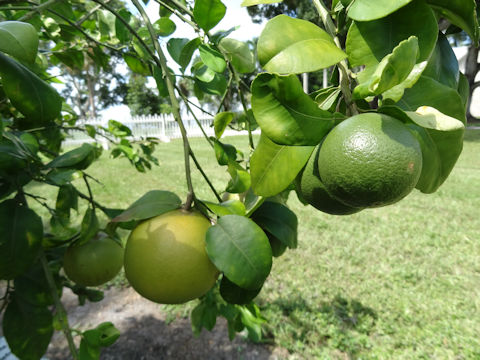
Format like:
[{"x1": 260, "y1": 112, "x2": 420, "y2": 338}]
[
  {"x1": 40, "y1": 251, "x2": 79, "y2": 360},
  {"x1": 312, "y1": 0, "x2": 358, "y2": 116},
  {"x1": 131, "y1": 0, "x2": 195, "y2": 209}
]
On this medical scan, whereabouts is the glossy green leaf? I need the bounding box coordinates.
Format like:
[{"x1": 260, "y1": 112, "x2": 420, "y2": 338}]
[
  {"x1": 80, "y1": 322, "x2": 120, "y2": 360},
  {"x1": 347, "y1": 0, "x2": 413, "y2": 21},
  {"x1": 219, "y1": 38, "x2": 255, "y2": 73},
  {"x1": 381, "y1": 61, "x2": 428, "y2": 102},
  {"x1": 193, "y1": 0, "x2": 226, "y2": 32},
  {"x1": 457, "y1": 72, "x2": 469, "y2": 112},
  {"x1": 220, "y1": 276, "x2": 261, "y2": 304},
  {"x1": 193, "y1": 62, "x2": 216, "y2": 82},
  {"x1": 313, "y1": 86, "x2": 342, "y2": 111},
  {"x1": 3, "y1": 294, "x2": 53, "y2": 360},
  {"x1": 251, "y1": 201, "x2": 297, "y2": 249},
  {"x1": 214, "y1": 111, "x2": 234, "y2": 138},
  {"x1": 0, "y1": 21, "x2": 39, "y2": 64},
  {"x1": 0, "y1": 52, "x2": 62, "y2": 124},
  {"x1": 78, "y1": 207, "x2": 99, "y2": 245},
  {"x1": 14, "y1": 262, "x2": 56, "y2": 307},
  {"x1": 195, "y1": 73, "x2": 227, "y2": 95},
  {"x1": 167, "y1": 38, "x2": 189, "y2": 65},
  {"x1": 346, "y1": 1, "x2": 437, "y2": 84},
  {"x1": 406, "y1": 106, "x2": 464, "y2": 193},
  {"x1": 251, "y1": 73, "x2": 336, "y2": 145},
  {"x1": 55, "y1": 184, "x2": 78, "y2": 222},
  {"x1": 191, "y1": 300, "x2": 217, "y2": 335},
  {"x1": 226, "y1": 162, "x2": 251, "y2": 194},
  {"x1": 123, "y1": 53, "x2": 150, "y2": 75},
  {"x1": 179, "y1": 37, "x2": 201, "y2": 69},
  {"x1": 154, "y1": 17, "x2": 176, "y2": 37},
  {"x1": 112, "y1": 190, "x2": 181, "y2": 222},
  {"x1": 115, "y1": 9, "x2": 132, "y2": 43},
  {"x1": 426, "y1": 0, "x2": 479, "y2": 42},
  {"x1": 45, "y1": 169, "x2": 81, "y2": 186},
  {"x1": 250, "y1": 133, "x2": 314, "y2": 197},
  {"x1": 257, "y1": 15, "x2": 346, "y2": 74},
  {"x1": 199, "y1": 44, "x2": 226, "y2": 73},
  {"x1": 353, "y1": 36, "x2": 419, "y2": 99},
  {"x1": 422, "y1": 32, "x2": 459, "y2": 89},
  {"x1": 241, "y1": 0, "x2": 282, "y2": 6},
  {"x1": 209, "y1": 27, "x2": 238, "y2": 45},
  {"x1": 205, "y1": 215, "x2": 272, "y2": 290},
  {"x1": 203, "y1": 199, "x2": 246, "y2": 216},
  {"x1": 0, "y1": 199, "x2": 43, "y2": 280},
  {"x1": 398, "y1": 76, "x2": 466, "y2": 124},
  {"x1": 47, "y1": 143, "x2": 97, "y2": 170},
  {"x1": 214, "y1": 140, "x2": 236, "y2": 165}
]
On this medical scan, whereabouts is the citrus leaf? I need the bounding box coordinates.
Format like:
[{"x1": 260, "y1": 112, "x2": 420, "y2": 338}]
[
  {"x1": 422, "y1": 32, "x2": 459, "y2": 90},
  {"x1": 250, "y1": 133, "x2": 314, "y2": 197},
  {"x1": 78, "y1": 207, "x2": 99, "y2": 245},
  {"x1": 206, "y1": 215, "x2": 272, "y2": 290},
  {"x1": 199, "y1": 44, "x2": 226, "y2": 73},
  {"x1": 191, "y1": 301, "x2": 218, "y2": 335},
  {"x1": 0, "y1": 21, "x2": 39, "y2": 64},
  {"x1": 226, "y1": 162, "x2": 251, "y2": 194},
  {"x1": 115, "y1": 9, "x2": 132, "y2": 43},
  {"x1": 426, "y1": 0, "x2": 479, "y2": 43},
  {"x1": 214, "y1": 111, "x2": 234, "y2": 138},
  {"x1": 346, "y1": 1, "x2": 437, "y2": 85},
  {"x1": 406, "y1": 106, "x2": 464, "y2": 193},
  {"x1": 347, "y1": 0, "x2": 413, "y2": 21},
  {"x1": 112, "y1": 190, "x2": 181, "y2": 222},
  {"x1": 13, "y1": 262, "x2": 56, "y2": 307},
  {"x1": 257, "y1": 15, "x2": 346, "y2": 74},
  {"x1": 381, "y1": 61, "x2": 428, "y2": 102},
  {"x1": 167, "y1": 38, "x2": 189, "y2": 65},
  {"x1": 47, "y1": 143, "x2": 97, "y2": 170},
  {"x1": 0, "y1": 199, "x2": 43, "y2": 280},
  {"x1": 195, "y1": 73, "x2": 227, "y2": 95},
  {"x1": 457, "y1": 72, "x2": 469, "y2": 111},
  {"x1": 179, "y1": 37, "x2": 201, "y2": 69},
  {"x1": 219, "y1": 38, "x2": 255, "y2": 73},
  {"x1": 251, "y1": 73, "x2": 336, "y2": 145},
  {"x1": 0, "y1": 52, "x2": 62, "y2": 124},
  {"x1": 251, "y1": 201, "x2": 297, "y2": 249},
  {"x1": 220, "y1": 276, "x2": 261, "y2": 305},
  {"x1": 123, "y1": 53, "x2": 150, "y2": 75},
  {"x1": 353, "y1": 36, "x2": 419, "y2": 99},
  {"x1": 193, "y1": 0, "x2": 226, "y2": 32},
  {"x1": 398, "y1": 76, "x2": 466, "y2": 124},
  {"x1": 203, "y1": 199, "x2": 246, "y2": 216},
  {"x1": 154, "y1": 17, "x2": 176, "y2": 36},
  {"x1": 3, "y1": 294, "x2": 53, "y2": 360}
]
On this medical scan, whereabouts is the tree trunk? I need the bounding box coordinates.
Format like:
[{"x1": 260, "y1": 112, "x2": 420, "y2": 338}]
[
  {"x1": 464, "y1": 45, "x2": 479, "y2": 122},
  {"x1": 86, "y1": 71, "x2": 97, "y2": 119}
]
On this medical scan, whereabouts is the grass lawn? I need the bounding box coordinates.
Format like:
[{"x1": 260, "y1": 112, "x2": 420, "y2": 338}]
[{"x1": 27, "y1": 129, "x2": 480, "y2": 359}]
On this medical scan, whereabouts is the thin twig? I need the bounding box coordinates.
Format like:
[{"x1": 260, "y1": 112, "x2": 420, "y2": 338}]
[
  {"x1": 82, "y1": 174, "x2": 95, "y2": 211},
  {"x1": 154, "y1": 0, "x2": 200, "y2": 31},
  {"x1": 312, "y1": 0, "x2": 358, "y2": 116},
  {"x1": 17, "y1": 0, "x2": 61, "y2": 21},
  {"x1": 40, "y1": 251, "x2": 79, "y2": 360},
  {"x1": 131, "y1": 0, "x2": 195, "y2": 210},
  {"x1": 189, "y1": 149, "x2": 222, "y2": 202}
]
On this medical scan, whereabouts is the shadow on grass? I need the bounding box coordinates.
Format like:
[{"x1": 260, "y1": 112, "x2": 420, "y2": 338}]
[{"x1": 261, "y1": 295, "x2": 377, "y2": 358}]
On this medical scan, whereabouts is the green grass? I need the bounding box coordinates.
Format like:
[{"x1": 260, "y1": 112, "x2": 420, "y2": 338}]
[{"x1": 27, "y1": 130, "x2": 480, "y2": 359}]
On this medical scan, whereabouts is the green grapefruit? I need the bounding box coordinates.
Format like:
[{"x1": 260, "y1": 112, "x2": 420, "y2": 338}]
[
  {"x1": 124, "y1": 209, "x2": 219, "y2": 304},
  {"x1": 318, "y1": 113, "x2": 422, "y2": 208}
]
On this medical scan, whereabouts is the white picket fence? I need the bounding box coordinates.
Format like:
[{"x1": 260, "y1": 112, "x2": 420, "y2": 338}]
[{"x1": 64, "y1": 114, "x2": 255, "y2": 148}]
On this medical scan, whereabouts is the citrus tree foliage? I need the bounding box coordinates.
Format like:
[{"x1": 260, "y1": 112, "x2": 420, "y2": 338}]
[{"x1": 0, "y1": 0, "x2": 477, "y2": 359}]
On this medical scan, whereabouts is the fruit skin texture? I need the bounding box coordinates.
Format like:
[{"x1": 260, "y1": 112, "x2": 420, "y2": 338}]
[
  {"x1": 318, "y1": 113, "x2": 422, "y2": 208},
  {"x1": 124, "y1": 209, "x2": 219, "y2": 304},
  {"x1": 296, "y1": 144, "x2": 363, "y2": 215},
  {"x1": 63, "y1": 234, "x2": 124, "y2": 287}
]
